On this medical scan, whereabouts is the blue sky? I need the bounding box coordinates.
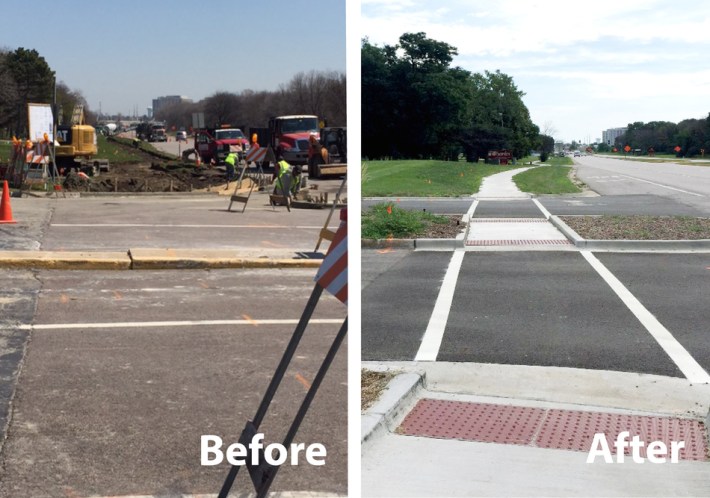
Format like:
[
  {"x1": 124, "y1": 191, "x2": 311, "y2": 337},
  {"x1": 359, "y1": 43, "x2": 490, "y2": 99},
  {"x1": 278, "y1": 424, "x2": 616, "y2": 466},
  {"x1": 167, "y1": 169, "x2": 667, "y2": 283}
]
[
  {"x1": 2, "y1": 0, "x2": 345, "y2": 117},
  {"x1": 361, "y1": 0, "x2": 710, "y2": 144}
]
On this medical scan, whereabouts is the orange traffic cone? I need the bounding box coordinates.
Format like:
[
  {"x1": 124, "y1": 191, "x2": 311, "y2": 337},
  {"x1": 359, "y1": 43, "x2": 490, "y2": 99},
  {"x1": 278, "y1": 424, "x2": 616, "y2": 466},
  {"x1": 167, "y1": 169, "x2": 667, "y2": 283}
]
[{"x1": 0, "y1": 180, "x2": 17, "y2": 224}]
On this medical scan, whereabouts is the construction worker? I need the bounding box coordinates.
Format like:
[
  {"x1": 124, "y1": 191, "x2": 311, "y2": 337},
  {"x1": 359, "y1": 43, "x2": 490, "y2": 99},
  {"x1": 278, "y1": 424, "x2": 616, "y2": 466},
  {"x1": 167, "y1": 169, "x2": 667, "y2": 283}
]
[
  {"x1": 273, "y1": 155, "x2": 293, "y2": 196},
  {"x1": 224, "y1": 151, "x2": 238, "y2": 181}
]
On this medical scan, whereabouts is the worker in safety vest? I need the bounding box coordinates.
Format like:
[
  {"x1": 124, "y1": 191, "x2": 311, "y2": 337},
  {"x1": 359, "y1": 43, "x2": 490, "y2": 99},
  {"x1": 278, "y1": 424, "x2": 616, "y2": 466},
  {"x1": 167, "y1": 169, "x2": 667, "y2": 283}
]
[
  {"x1": 224, "y1": 151, "x2": 238, "y2": 181},
  {"x1": 274, "y1": 155, "x2": 301, "y2": 196},
  {"x1": 273, "y1": 155, "x2": 292, "y2": 196}
]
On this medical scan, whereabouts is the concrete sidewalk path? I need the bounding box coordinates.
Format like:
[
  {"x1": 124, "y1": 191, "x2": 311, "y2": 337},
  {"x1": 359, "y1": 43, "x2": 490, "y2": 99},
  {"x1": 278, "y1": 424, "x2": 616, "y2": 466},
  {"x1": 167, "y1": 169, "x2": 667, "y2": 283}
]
[{"x1": 475, "y1": 166, "x2": 536, "y2": 199}]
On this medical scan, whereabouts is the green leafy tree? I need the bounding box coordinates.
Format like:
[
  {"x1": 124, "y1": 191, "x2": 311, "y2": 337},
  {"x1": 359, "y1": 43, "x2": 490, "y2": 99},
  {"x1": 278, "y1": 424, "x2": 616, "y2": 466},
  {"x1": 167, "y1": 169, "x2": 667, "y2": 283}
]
[
  {"x1": 362, "y1": 34, "x2": 539, "y2": 162},
  {"x1": 5, "y1": 47, "x2": 55, "y2": 136}
]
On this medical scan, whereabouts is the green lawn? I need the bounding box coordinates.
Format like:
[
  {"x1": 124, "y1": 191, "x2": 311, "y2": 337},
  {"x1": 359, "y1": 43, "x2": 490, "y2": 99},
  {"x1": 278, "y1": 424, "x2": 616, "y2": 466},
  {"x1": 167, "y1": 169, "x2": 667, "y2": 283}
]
[
  {"x1": 0, "y1": 135, "x2": 149, "y2": 164},
  {"x1": 513, "y1": 165, "x2": 582, "y2": 195},
  {"x1": 362, "y1": 158, "x2": 581, "y2": 197},
  {"x1": 362, "y1": 159, "x2": 521, "y2": 197},
  {"x1": 0, "y1": 140, "x2": 14, "y2": 163}
]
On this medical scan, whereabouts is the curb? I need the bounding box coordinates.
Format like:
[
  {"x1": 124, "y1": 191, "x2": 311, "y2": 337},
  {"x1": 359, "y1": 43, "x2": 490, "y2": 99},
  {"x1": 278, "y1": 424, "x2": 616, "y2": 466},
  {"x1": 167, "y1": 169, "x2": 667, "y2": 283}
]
[
  {"x1": 361, "y1": 239, "x2": 415, "y2": 249},
  {"x1": 361, "y1": 371, "x2": 424, "y2": 446},
  {"x1": 363, "y1": 220, "x2": 710, "y2": 252},
  {"x1": 0, "y1": 251, "x2": 132, "y2": 270},
  {"x1": 0, "y1": 250, "x2": 323, "y2": 270}
]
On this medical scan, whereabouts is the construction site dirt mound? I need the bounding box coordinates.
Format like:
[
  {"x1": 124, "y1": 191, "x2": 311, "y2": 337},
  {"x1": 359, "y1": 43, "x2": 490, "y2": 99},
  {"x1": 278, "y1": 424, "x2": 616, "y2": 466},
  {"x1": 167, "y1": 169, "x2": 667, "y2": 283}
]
[{"x1": 62, "y1": 162, "x2": 230, "y2": 193}]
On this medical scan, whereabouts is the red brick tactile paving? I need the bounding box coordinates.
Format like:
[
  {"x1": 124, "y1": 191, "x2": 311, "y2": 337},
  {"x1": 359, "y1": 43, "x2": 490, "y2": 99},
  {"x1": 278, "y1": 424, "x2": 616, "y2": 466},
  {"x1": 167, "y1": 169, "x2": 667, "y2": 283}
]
[
  {"x1": 465, "y1": 239, "x2": 573, "y2": 246},
  {"x1": 398, "y1": 399, "x2": 708, "y2": 461}
]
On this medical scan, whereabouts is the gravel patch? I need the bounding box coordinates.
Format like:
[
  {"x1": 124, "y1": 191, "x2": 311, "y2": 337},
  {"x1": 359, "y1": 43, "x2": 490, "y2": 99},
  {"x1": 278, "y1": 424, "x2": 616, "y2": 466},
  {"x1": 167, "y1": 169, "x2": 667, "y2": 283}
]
[{"x1": 560, "y1": 215, "x2": 710, "y2": 240}]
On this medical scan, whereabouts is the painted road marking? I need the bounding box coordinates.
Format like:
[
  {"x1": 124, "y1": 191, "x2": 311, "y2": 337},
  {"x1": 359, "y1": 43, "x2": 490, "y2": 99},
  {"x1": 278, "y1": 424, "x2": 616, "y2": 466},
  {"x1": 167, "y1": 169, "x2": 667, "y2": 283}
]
[
  {"x1": 18, "y1": 318, "x2": 343, "y2": 331},
  {"x1": 615, "y1": 174, "x2": 705, "y2": 197},
  {"x1": 415, "y1": 249, "x2": 466, "y2": 361},
  {"x1": 52, "y1": 223, "x2": 325, "y2": 229},
  {"x1": 532, "y1": 198, "x2": 552, "y2": 219},
  {"x1": 581, "y1": 251, "x2": 710, "y2": 384}
]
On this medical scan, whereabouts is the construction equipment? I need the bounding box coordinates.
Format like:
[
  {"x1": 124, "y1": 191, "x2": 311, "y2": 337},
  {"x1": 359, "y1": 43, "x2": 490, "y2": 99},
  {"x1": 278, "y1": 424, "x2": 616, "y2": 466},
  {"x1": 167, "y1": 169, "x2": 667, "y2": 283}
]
[
  {"x1": 308, "y1": 127, "x2": 347, "y2": 179},
  {"x1": 55, "y1": 105, "x2": 106, "y2": 172}
]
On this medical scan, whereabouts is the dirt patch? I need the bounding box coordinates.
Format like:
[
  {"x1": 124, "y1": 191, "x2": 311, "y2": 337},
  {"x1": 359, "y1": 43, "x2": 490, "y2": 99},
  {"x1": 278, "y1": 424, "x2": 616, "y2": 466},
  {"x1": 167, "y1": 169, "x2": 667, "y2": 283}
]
[
  {"x1": 420, "y1": 215, "x2": 466, "y2": 238},
  {"x1": 362, "y1": 370, "x2": 395, "y2": 412},
  {"x1": 561, "y1": 215, "x2": 710, "y2": 240},
  {"x1": 62, "y1": 162, "x2": 230, "y2": 193}
]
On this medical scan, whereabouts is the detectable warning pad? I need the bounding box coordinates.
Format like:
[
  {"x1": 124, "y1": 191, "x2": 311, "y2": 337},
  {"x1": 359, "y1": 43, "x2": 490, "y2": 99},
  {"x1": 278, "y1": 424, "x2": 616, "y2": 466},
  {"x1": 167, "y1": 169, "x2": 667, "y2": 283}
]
[{"x1": 399, "y1": 399, "x2": 707, "y2": 461}]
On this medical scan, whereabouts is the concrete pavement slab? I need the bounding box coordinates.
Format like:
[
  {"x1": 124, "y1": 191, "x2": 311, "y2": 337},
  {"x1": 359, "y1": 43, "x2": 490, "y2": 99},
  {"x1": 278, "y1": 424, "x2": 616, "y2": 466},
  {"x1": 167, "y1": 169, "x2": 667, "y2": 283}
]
[
  {"x1": 362, "y1": 432, "x2": 710, "y2": 497},
  {"x1": 361, "y1": 364, "x2": 710, "y2": 496}
]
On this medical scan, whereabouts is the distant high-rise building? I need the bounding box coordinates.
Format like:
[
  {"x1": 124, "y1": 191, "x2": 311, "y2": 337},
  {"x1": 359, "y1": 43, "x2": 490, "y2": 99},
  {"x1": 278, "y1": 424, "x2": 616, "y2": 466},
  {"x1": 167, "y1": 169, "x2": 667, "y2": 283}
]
[
  {"x1": 152, "y1": 95, "x2": 192, "y2": 116},
  {"x1": 602, "y1": 127, "x2": 627, "y2": 146}
]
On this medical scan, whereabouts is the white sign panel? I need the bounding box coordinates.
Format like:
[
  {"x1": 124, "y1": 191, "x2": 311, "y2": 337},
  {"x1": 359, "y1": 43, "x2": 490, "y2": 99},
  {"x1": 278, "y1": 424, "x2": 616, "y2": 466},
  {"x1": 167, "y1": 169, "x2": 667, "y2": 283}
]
[
  {"x1": 192, "y1": 112, "x2": 205, "y2": 129},
  {"x1": 28, "y1": 103, "x2": 54, "y2": 142}
]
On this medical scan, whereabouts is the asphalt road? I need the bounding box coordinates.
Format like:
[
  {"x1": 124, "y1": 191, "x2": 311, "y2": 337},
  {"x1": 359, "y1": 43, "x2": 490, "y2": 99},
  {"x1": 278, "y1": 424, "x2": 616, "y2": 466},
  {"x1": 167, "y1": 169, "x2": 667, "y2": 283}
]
[
  {"x1": 361, "y1": 248, "x2": 709, "y2": 379},
  {"x1": 573, "y1": 155, "x2": 710, "y2": 212},
  {"x1": 0, "y1": 193, "x2": 348, "y2": 496},
  {"x1": 0, "y1": 267, "x2": 347, "y2": 497}
]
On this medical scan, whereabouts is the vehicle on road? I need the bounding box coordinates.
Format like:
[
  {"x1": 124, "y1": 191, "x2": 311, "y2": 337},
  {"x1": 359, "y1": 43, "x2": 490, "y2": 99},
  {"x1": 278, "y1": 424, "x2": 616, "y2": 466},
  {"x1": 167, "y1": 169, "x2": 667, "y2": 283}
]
[
  {"x1": 193, "y1": 126, "x2": 250, "y2": 165},
  {"x1": 176, "y1": 131, "x2": 187, "y2": 142}
]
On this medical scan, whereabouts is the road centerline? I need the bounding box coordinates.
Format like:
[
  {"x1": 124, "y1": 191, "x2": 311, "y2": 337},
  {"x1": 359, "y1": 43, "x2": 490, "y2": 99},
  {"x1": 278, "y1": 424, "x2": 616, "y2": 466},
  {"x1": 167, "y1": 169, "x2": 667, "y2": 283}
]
[{"x1": 580, "y1": 251, "x2": 710, "y2": 384}]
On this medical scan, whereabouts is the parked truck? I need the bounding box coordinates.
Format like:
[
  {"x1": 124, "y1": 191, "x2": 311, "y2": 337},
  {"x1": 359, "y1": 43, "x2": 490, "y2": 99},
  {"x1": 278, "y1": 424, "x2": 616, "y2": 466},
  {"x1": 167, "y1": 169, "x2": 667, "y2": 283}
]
[{"x1": 250, "y1": 115, "x2": 320, "y2": 165}]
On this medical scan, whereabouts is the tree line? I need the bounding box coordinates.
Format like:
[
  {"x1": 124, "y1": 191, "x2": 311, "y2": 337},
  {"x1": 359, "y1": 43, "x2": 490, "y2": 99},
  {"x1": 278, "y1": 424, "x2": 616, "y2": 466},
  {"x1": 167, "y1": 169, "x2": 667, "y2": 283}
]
[
  {"x1": 600, "y1": 117, "x2": 710, "y2": 157},
  {"x1": 362, "y1": 32, "x2": 549, "y2": 162},
  {"x1": 0, "y1": 46, "x2": 346, "y2": 138},
  {"x1": 154, "y1": 70, "x2": 346, "y2": 131}
]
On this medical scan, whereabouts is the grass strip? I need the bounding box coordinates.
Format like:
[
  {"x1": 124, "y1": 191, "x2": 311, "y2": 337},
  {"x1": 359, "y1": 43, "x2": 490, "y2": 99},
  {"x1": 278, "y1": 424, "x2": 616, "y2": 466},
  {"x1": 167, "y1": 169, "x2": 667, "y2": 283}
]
[{"x1": 513, "y1": 165, "x2": 582, "y2": 195}]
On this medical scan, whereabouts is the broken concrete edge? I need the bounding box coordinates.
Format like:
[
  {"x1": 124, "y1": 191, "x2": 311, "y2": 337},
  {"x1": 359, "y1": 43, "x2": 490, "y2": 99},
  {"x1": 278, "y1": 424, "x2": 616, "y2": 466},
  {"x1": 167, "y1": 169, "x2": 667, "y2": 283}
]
[
  {"x1": 550, "y1": 215, "x2": 710, "y2": 250},
  {"x1": 0, "y1": 251, "x2": 322, "y2": 270},
  {"x1": 361, "y1": 367, "x2": 425, "y2": 447}
]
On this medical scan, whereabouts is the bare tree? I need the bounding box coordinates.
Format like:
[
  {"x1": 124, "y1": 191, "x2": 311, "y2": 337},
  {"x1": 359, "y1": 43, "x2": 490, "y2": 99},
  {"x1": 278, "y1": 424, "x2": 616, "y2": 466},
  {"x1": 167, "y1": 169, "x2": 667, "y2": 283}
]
[{"x1": 203, "y1": 91, "x2": 241, "y2": 127}]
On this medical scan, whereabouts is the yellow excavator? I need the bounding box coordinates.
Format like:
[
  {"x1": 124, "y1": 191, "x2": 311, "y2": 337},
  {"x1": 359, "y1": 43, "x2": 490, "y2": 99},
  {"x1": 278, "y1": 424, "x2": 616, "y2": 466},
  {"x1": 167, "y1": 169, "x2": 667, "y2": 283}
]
[{"x1": 54, "y1": 105, "x2": 102, "y2": 171}]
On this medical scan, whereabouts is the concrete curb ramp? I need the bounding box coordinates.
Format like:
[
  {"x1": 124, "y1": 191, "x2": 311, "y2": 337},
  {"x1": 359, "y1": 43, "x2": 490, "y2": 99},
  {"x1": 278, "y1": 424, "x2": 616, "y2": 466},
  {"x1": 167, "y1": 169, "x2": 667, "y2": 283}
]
[{"x1": 0, "y1": 249, "x2": 322, "y2": 270}]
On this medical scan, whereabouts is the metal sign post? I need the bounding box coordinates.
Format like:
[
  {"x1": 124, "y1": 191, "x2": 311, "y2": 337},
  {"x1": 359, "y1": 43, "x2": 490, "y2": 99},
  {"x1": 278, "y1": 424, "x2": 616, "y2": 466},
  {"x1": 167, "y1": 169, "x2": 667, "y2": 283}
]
[
  {"x1": 314, "y1": 176, "x2": 347, "y2": 252},
  {"x1": 227, "y1": 163, "x2": 255, "y2": 213}
]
